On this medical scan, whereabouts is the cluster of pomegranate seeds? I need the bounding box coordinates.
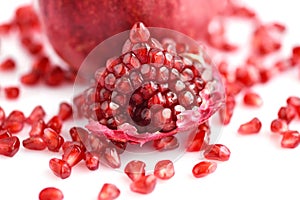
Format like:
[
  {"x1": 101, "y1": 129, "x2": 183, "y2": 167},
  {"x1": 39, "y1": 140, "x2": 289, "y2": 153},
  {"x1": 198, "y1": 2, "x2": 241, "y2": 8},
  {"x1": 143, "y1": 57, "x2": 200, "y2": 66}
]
[{"x1": 39, "y1": 187, "x2": 64, "y2": 200}]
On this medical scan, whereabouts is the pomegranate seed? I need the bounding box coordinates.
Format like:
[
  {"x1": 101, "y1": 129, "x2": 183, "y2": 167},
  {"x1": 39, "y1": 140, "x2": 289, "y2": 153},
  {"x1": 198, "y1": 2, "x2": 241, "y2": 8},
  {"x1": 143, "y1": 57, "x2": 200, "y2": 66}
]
[
  {"x1": 0, "y1": 23, "x2": 13, "y2": 34},
  {"x1": 2, "y1": 110, "x2": 25, "y2": 133},
  {"x1": 124, "y1": 160, "x2": 146, "y2": 181},
  {"x1": 235, "y1": 66, "x2": 259, "y2": 87},
  {"x1": 154, "y1": 160, "x2": 175, "y2": 180},
  {"x1": 4, "y1": 86, "x2": 20, "y2": 99},
  {"x1": 98, "y1": 183, "x2": 120, "y2": 200},
  {"x1": 203, "y1": 144, "x2": 231, "y2": 161},
  {"x1": 0, "y1": 107, "x2": 5, "y2": 126},
  {"x1": 103, "y1": 147, "x2": 121, "y2": 168},
  {"x1": 43, "y1": 128, "x2": 64, "y2": 152},
  {"x1": 23, "y1": 136, "x2": 47, "y2": 150},
  {"x1": 58, "y1": 102, "x2": 73, "y2": 121},
  {"x1": 62, "y1": 144, "x2": 84, "y2": 167},
  {"x1": 0, "y1": 58, "x2": 16, "y2": 71},
  {"x1": 287, "y1": 96, "x2": 300, "y2": 117},
  {"x1": 186, "y1": 123, "x2": 209, "y2": 152},
  {"x1": 45, "y1": 66, "x2": 65, "y2": 86},
  {"x1": 26, "y1": 105, "x2": 46, "y2": 124},
  {"x1": 69, "y1": 126, "x2": 89, "y2": 143},
  {"x1": 0, "y1": 130, "x2": 11, "y2": 139},
  {"x1": 20, "y1": 71, "x2": 40, "y2": 85},
  {"x1": 130, "y1": 175, "x2": 157, "y2": 194},
  {"x1": 243, "y1": 92, "x2": 263, "y2": 107},
  {"x1": 15, "y1": 5, "x2": 40, "y2": 33},
  {"x1": 39, "y1": 187, "x2": 64, "y2": 200},
  {"x1": 29, "y1": 119, "x2": 46, "y2": 137},
  {"x1": 281, "y1": 130, "x2": 300, "y2": 149},
  {"x1": 219, "y1": 94, "x2": 236, "y2": 125},
  {"x1": 62, "y1": 141, "x2": 83, "y2": 152},
  {"x1": 270, "y1": 119, "x2": 288, "y2": 134},
  {"x1": 153, "y1": 136, "x2": 179, "y2": 151},
  {"x1": 49, "y1": 158, "x2": 71, "y2": 179},
  {"x1": 277, "y1": 106, "x2": 296, "y2": 124},
  {"x1": 292, "y1": 46, "x2": 300, "y2": 64},
  {"x1": 0, "y1": 136, "x2": 20, "y2": 157},
  {"x1": 46, "y1": 116, "x2": 62, "y2": 133},
  {"x1": 32, "y1": 56, "x2": 51, "y2": 75},
  {"x1": 192, "y1": 161, "x2": 217, "y2": 178},
  {"x1": 110, "y1": 140, "x2": 127, "y2": 154},
  {"x1": 84, "y1": 152, "x2": 100, "y2": 170},
  {"x1": 238, "y1": 117, "x2": 262, "y2": 134}
]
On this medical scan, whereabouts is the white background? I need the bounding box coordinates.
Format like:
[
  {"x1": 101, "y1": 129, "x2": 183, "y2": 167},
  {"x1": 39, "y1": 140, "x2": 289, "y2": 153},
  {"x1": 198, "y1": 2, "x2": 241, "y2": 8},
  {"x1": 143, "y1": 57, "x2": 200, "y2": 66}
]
[{"x1": 1, "y1": 0, "x2": 300, "y2": 199}]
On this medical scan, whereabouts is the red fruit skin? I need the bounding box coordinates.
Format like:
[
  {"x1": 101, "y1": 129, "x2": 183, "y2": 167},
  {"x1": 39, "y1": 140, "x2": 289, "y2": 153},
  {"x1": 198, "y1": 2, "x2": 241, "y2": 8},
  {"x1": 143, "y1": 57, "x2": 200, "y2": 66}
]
[
  {"x1": 38, "y1": 0, "x2": 228, "y2": 69},
  {"x1": 39, "y1": 187, "x2": 64, "y2": 200}
]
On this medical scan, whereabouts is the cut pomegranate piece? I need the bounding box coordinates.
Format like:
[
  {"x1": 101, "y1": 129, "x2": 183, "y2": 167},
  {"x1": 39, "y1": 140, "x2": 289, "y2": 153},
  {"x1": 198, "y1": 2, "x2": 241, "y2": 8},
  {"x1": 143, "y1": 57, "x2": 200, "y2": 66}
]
[
  {"x1": 49, "y1": 158, "x2": 71, "y2": 179},
  {"x1": 23, "y1": 136, "x2": 47, "y2": 150},
  {"x1": 270, "y1": 119, "x2": 288, "y2": 134},
  {"x1": 0, "y1": 136, "x2": 20, "y2": 157},
  {"x1": 152, "y1": 136, "x2": 179, "y2": 151},
  {"x1": 58, "y1": 102, "x2": 73, "y2": 121},
  {"x1": 62, "y1": 144, "x2": 84, "y2": 167},
  {"x1": 29, "y1": 119, "x2": 46, "y2": 137},
  {"x1": 154, "y1": 160, "x2": 175, "y2": 180},
  {"x1": 4, "y1": 86, "x2": 20, "y2": 99},
  {"x1": 277, "y1": 106, "x2": 296, "y2": 124},
  {"x1": 130, "y1": 174, "x2": 157, "y2": 194},
  {"x1": 84, "y1": 152, "x2": 100, "y2": 170},
  {"x1": 192, "y1": 161, "x2": 217, "y2": 178},
  {"x1": 81, "y1": 22, "x2": 224, "y2": 144},
  {"x1": 0, "y1": 58, "x2": 16, "y2": 71},
  {"x1": 43, "y1": 128, "x2": 64, "y2": 152},
  {"x1": 243, "y1": 92, "x2": 263, "y2": 107},
  {"x1": 186, "y1": 122, "x2": 209, "y2": 152},
  {"x1": 46, "y1": 116, "x2": 62, "y2": 133},
  {"x1": 103, "y1": 147, "x2": 121, "y2": 168},
  {"x1": 124, "y1": 160, "x2": 146, "y2": 181},
  {"x1": 39, "y1": 187, "x2": 64, "y2": 200},
  {"x1": 238, "y1": 117, "x2": 262, "y2": 134},
  {"x1": 26, "y1": 105, "x2": 46, "y2": 124},
  {"x1": 203, "y1": 144, "x2": 231, "y2": 161},
  {"x1": 98, "y1": 183, "x2": 120, "y2": 200},
  {"x1": 281, "y1": 130, "x2": 300, "y2": 149}
]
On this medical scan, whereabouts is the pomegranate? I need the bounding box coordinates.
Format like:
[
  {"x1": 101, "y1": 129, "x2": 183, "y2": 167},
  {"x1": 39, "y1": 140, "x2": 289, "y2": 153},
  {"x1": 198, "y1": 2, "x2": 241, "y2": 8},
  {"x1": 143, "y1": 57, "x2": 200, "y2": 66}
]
[
  {"x1": 37, "y1": 0, "x2": 229, "y2": 70},
  {"x1": 81, "y1": 22, "x2": 225, "y2": 145}
]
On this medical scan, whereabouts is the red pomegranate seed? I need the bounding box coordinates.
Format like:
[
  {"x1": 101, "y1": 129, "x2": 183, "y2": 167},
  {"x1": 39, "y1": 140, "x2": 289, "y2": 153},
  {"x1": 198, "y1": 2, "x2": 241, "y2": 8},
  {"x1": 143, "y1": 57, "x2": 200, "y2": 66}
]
[
  {"x1": 39, "y1": 187, "x2": 64, "y2": 200},
  {"x1": 110, "y1": 140, "x2": 127, "y2": 154},
  {"x1": 46, "y1": 116, "x2": 62, "y2": 133},
  {"x1": 15, "y1": 5, "x2": 40, "y2": 33},
  {"x1": 292, "y1": 46, "x2": 300, "y2": 64},
  {"x1": 26, "y1": 105, "x2": 46, "y2": 124},
  {"x1": 58, "y1": 102, "x2": 73, "y2": 121},
  {"x1": 281, "y1": 130, "x2": 300, "y2": 149},
  {"x1": 0, "y1": 136, "x2": 20, "y2": 157},
  {"x1": 45, "y1": 66, "x2": 65, "y2": 86},
  {"x1": 62, "y1": 144, "x2": 84, "y2": 167},
  {"x1": 49, "y1": 158, "x2": 71, "y2": 179},
  {"x1": 219, "y1": 94, "x2": 236, "y2": 125},
  {"x1": 0, "y1": 23, "x2": 13, "y2": 34},
  {"x1": 0, "y1": 130, "x2": 11, "y2": 139},
  {"x1": 22, "y1": 136, "x2": 47, "y2": 150},
  {"x1": 2, "y1": 110, "x2": 25, "y2": 133},
  {"x1": 235, "y1": 66, "x2": 259, "y2": 87},
  {"x1": 84, "y1": 152, "x2": 100, "y2": 171},
  {"x1": 20, "y1": 71, "x2": 40, "y2": 85},
  {"x1": 153, "y1": 136, "x2": 179, "y2": 151},
  {"x1": 43, "y1": 128, "x2": 64, "y2": 152},
  {"x1": 270, "y1": 119, "x2": 288, "y2": 134},
  {"x1": 69, "y1": 127, "x2": 89, "y2": 144},
  {"x1": 98, "y1": 183, "x2": 120, "y2": 200},
  {"x1": 238, "y1": 117, "x2": 262, "y2": 134},
  {"x1": 29, "y1": 119, "x2": 46, "y2": 137},
  {"x1": 0, "y1": 58, "x2": 16, "y2": 71},
  {"x1": 130, "y1": 175, "x2": 157, "y2": 194},
  {"x1": 192, "y1": 161, "x2": 217, "y2": 178},
  {"x1": 287, "y1": 96, "x2": 300, "y2": 117},
  {"x1": 154, "y1": 160, "x2": 175, "y2": 180},
  {"x1": 124, "y1": 160, "x2": 146, "y2": 181},
  {"x1": 4, "y1": 86, "x2": 20, "y2": 99},
  {"x1": 203, "y1": 144, "x2": 231, "y2": 161},
  {"x1": 243, "y1": 92, "x2": 263, "y2": 107},
  {"x1": 277, "y1": 106, "x2": 296, "y2": 124},
  {"x1": 32, "y1": 56, "x2": 51, "y2": 75},
  {"x1": 103, "y1": 147, "x2": 121, "y2": 168},
  {"x1": 0, "y1": 107, "x2": 5, "y2": 126},
  {"x1": 62, "y1": 141, "x2": 83, "y2": 152},
  {"x1": 88, "y1": 134, "x2": 109, "y2": 154},
  {"x1": 186, "y1": 123, "x2": 209, "y2": 152}
]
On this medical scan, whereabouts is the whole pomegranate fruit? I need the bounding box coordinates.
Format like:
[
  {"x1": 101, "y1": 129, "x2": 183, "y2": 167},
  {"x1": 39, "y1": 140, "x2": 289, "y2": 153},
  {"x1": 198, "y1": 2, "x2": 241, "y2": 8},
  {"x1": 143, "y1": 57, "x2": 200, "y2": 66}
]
[{"x1": 38, "y1": 0, "x2": 229, "y2": 70}]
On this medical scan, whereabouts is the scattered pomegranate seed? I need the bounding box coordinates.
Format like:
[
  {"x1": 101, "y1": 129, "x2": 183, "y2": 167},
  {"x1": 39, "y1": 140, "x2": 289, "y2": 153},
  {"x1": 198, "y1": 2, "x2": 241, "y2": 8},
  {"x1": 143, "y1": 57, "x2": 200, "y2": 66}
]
[
  {"x1": 243, "y1": 91, "x2": 263, "y2": 107},
  {"x1": 277, "y1": 106, "x2": 296, "y2": 124},
  {"x1": 69, "y1": 127, "x2": 89, "y2": 145},
  {"x1": 103, "y1": 147, "x2": 121, "y2": 169},
  {"x1": 238, "y1": 117, "x2": 262, "y2": 134},
  {"x1": 98, "y1": 183, "x2": 120, "y2": 200},
  {"x1": 29, "y1": 119, "x2": 46, "y2": 137},
  {"x1": 0, "y1": 58, "x2": 16, "y2": 71},
  {"x1": 153, "y1": 136, "x2": 179, "y2": 151},
  {"x1": 49, "y1": 158, "x2": 71, "y2": 179},
  {"x1": 130, "y1": 175, "x2": 157, "y2": 194},
  {"x1": 26, "y1": 105, "x2": 46, "y2": 124},
  {"x1": 286, "y1": 96, "x2": 300, "y2": 117},
  {"x1": 46, "y1": 116, "x2": 62, "y2": 133},
  {"x1": 192, "y1": 161, "x2": 217, "y2": 178},
  {"x1": 203, "y1": 144, "x2": 231, "y2": 161},
  {"x1": 62, "y1": 144, "x2": 84, "y2": 167},
  {"x1": 23, "y1": 136, "x2": 47, "y2": 150},
  {"x1": 235, "y1": 66, "x2": 259, "y2": 87},
  {"x1": 0, "y1": 107, "x2": 5, "y2": 126},
  {"x1": 124, "y1": 160, "x2": 146, "y2": 181},
  {"x1": 292, "y1": 46, "x2": 300, "y2": 64},
  {"x1": 39, "y1": 187, "x2": 64, "y2": 200},
  {"x1": 281, "y1": 130, "x2": 300, "y2": 149},
  {"x1": 154, "y1": 160, "x2": 175, "y2": 180},
  {"x1": 2, "y1": 110, "x2": 25, "y2": 133},
  {"x1": 0, "y1": 23, "x2": 13, "y2": 34},
  {"x1": 0, "y1": 130, "x2": 11, "y2": 139},
  {"x1": 186, "y1": 123, "x2": 209, "y2": 152},
  {"x1": 84, "y1": 152, "x2": 100, "y2": 171},
  {"x1": 0, "y1": 136, "x2": 20, "y2": 157},
  {"x1": 20, "y1": 71, "x2": 40, "y2": 85},
  {"x1": 4, "y1": 86, "x2": 20, "y2": 99},
  {"x1": 44, "y1": 66, "x2": 65, "y2": 86},
  {"x1": 15, "y1": 5, "x2": 40, "y2": 33},
  {"x1": 270, "y1": 119, "x2": 288, "y2": 134},
  {"x1": 58, "y1": 102, "x2": 73, "y2": 121},
  {"x1": 43, "y1": 128, "x2": 64, "y2": 152}
]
